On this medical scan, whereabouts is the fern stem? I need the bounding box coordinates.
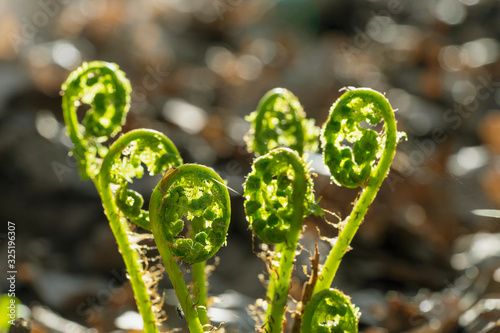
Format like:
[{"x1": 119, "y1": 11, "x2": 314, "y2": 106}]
[
  {"x1": 98, "y1": 179, "x2": 159, "y2": 333},
  {"x1": 313, "y1": 88, "x2": 398, "y2": 295},
  {"x1": 259, "y1": 149, "x2": 308, "y2": 333},
  {"x1": 192, "y1": 261, "x2": 209, "y2": 329},
  {"x1": 150, "y1": 185, "x2": 205, "y2": 333},
  {"x1": 160, "y1": 248, "x2": 204, "y2": 333}
]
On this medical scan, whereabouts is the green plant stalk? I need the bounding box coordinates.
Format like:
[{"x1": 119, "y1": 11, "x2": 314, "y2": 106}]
[
  {"x1": 99, "y1": 182, "x2": 159, "y2": 333},
  {"x1": 264, "y1": 154, "x2": 307, "y2": 333},
  {"x1": 156, "y1": 243, "x2": 204, "y2": 333},
  {"x1": 97, "y1": 128, "x2": 182, "y2": 332},
  {"x1": 313, "y1": 90, "x2": 398, "y2": 296},
  {"x1": 150, "y1": 185, "x2": 204, "y2": 333},
  {"x1": 264, "y1": 240, "x2": 298, "y2": 333},
  {"x1": 192, "y1": 261, "x2": 209, "y2": 329}
]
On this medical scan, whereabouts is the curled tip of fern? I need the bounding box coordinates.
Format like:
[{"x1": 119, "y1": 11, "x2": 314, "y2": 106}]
[
  {"x1": 301, "y1": 288, "x2": 360, "y2": 333},
  {"x1": 243, "y1": 147, "x2": 320, "y2": 244},
  {"x1": 100, "y1": 129, "x2": 183, "y2": 230},
  {"x1": 62, "y1": 61, "x2": 131, "y2": 140},
  {"x1": 62, "y1": 61, "x2": 132, "y2": 179},
  {"x1": 150, "y1": 164, "x2": 231, "y2": 264},
  {"x1": 321, "y1": 88, "x2": 399, "y2": 188},
  {"x1": 245, "y1": 88, "x2": 320, "y2": 157}
]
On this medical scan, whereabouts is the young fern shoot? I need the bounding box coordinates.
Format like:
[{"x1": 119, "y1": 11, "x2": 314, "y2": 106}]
[
  {"x1": 99, "y1": 129, "x2": 183, "y2": 324},
  {"x1": 100, "y1": 129, "x2": 184, "y2": 229},
  {"x1": 149, "y1": 164, "x2": 231, "y2": 332},
  {"x1": 62, "y1": 61, "x2": 131, "y2": 180},
  {"x1": 62, "y1": 62, "x2": 184, "y2": 332},
  {"x1": 313, "y1": 88, "x2": 400, "y2": 295},
  {"x1": 244, "y1": 148, "x2": 321, "y2": 333},
  {"x1": 301, "y1": 289, "x2": 359, "y2": 333},
  {"x1": 245, "y1": 88, "x2": 319, "y2": 157}
]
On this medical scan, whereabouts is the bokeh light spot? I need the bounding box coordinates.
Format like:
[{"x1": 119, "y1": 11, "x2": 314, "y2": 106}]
[
  {"x1": 162, "y1": 98, "x2": 207, "y2": 134},
  {"x1": 36, "y1": 110, "x2": 60, "y2": 140},
  {"x1": 433, "y1": 0, "x2": 467, "y2": 25},
  {"x1": 52, "y1": 41, "x2": 81, "y2": 70}
]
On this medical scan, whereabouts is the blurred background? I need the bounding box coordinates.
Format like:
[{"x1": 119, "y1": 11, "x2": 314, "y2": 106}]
[{"x1": 1, "y1": 0, "x2": 500, "y2": 332}]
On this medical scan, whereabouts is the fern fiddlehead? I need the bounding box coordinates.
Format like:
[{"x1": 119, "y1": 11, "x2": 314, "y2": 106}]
[
  {"x1": 313, "y1": 88, "x2": 399, "y2": 295},
  {"x1": 245, "y1": 88, "x2": 319, "y2": 157},
  {"x1": 301, "y1": 289, "x2": 359, "y2": 333},
  {"x1": 99, "y1": 129, "x2": 182, "y2": 328},
  {"x1": 100, "y1": 129, "x2": 183, "y2": 230},
  {"x1": 62, "y1": 61, "x2": 131, "y2": 179},
  {"x1": 244, "y1": 148, "x2": 320, "y2": 333},
  {"x1": 62, "y1": 62, "x2": 183, "y2": 332},
  {"x1": 149, "y1": 164, "x2": 231, "y2": 332}
]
